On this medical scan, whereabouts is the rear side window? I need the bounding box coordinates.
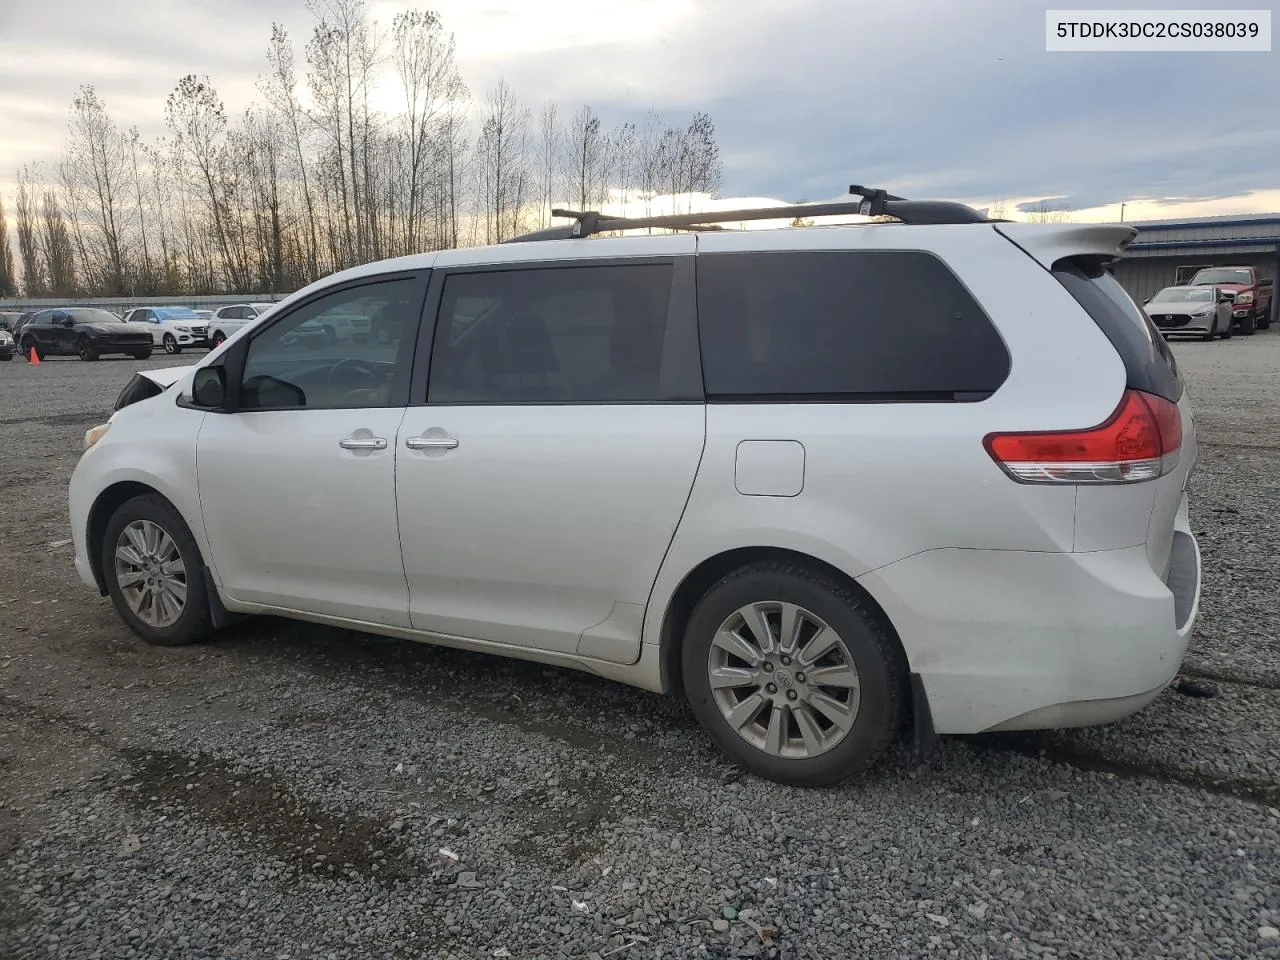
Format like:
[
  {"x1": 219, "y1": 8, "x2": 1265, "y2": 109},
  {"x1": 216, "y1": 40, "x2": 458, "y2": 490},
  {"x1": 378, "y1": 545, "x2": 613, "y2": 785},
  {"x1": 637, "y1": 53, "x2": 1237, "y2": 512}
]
[
  {"x1": 428, "y1": 263, "x2": 675, "y2": 404},
  {"x1": 1052, "y1": 259, "x2": 1182, "y2": 403},
  {"x1": 696, "y1": 251, "x2": 1010, "y2": 401}
]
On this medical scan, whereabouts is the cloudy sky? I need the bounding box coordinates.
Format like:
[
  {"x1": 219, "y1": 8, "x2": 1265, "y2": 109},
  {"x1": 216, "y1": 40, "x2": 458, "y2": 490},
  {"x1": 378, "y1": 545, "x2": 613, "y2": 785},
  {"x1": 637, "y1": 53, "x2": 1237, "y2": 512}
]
[{"x1": 1, "y1": 0, "x2": 1278, "y2": 221}]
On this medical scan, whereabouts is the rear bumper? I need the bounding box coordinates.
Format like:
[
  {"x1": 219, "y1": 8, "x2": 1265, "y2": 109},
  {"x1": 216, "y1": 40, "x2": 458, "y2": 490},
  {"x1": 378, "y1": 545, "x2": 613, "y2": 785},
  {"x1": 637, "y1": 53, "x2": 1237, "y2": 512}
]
[{"x1": 858, "y1": 534, "x2": 1200, "y2": 735}]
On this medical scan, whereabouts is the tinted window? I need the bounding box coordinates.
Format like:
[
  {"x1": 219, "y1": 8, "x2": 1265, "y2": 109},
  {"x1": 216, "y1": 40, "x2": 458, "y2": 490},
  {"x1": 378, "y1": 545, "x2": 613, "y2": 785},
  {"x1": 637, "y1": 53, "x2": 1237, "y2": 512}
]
[
  {"x1": 696, "y1": 251, "x2": 1009, "y2": 400},
  {"x1": 68, "y1": 309, "x2": 122, "y2": 324},
  {"x1": 428, "y1": 263, "x2": 674, "y2": 403},
  {"x1": 240, "y1": 278, "x2": 421, "y2": 411},
  {"x1": 1053, "y1": 258, "x2": 1182, "y2": 403}
]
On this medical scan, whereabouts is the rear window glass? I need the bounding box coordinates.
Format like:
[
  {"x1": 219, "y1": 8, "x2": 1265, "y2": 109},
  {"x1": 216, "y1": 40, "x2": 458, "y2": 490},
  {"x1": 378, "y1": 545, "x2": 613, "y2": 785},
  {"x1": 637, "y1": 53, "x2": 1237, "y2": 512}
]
[
  {"x1": 695, "y1": 251, "x2": 1010, "y2": 401},
  {"x1": 1052, "y1": 259, "x2": 1182, "y2": 403}
]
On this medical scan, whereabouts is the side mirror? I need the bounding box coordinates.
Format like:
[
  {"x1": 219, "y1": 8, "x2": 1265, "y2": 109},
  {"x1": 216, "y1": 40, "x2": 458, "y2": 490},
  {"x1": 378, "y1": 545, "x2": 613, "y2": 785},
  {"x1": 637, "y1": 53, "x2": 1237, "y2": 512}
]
[
  {"x1": 1142, "y1": 297, "x2": 1151, "y2": 305},
  {"x1": 192, "y1": 366, "x2": 227, "y2": 408},
  {"x1": 61, "y1": 317, "x2": 76, "y2": 328}
]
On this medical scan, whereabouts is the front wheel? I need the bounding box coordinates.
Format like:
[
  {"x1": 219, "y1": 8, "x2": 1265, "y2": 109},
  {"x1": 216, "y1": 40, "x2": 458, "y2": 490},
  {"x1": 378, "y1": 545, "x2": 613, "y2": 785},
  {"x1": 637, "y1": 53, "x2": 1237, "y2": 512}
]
[
  {"x1": 101, "y1": 494, "x2": 214, "y2": 646},
  {"x1": 78, "y1": 337, "x2": 99, "y2": 361},
  {"x1": 163, "y1": 334, "x2": 182, "y2": 354},
  {"x1": 212, "y1": 331, "x2": 226, "y2": 347},
  {"x1": 1239, "y1": 312, "x2": 1257, "y2": 336},
  {"x1": 1258, "y1": 308, "x2": 1272, "y2": 331},
  {"x1": 681, "y1": 561, "x2": 907, "y2": 786},
  {"x1": 22, "y1": 338, "x2": 41, "y2": 361}
]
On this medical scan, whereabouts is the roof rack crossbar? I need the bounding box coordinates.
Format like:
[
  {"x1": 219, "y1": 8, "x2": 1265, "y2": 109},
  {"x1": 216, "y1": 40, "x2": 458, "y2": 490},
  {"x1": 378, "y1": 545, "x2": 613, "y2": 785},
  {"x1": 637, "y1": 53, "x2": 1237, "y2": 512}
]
[{"x1": 504, "y1": 189, "x2": 989, "y2": 242}]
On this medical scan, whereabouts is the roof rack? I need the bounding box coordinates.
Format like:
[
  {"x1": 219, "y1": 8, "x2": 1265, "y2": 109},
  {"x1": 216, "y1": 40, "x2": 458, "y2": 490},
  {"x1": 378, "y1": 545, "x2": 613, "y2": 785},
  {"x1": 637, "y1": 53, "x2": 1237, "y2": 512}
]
[{"x1": 503, "y1": 185, "x2": 989, "y2": 242}]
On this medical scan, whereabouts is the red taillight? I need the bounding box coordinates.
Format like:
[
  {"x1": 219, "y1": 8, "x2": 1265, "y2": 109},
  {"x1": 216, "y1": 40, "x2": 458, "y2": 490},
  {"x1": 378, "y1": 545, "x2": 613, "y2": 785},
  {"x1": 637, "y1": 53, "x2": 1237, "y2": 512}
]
[{"x1": 984, "y1": 389, "x2": 1182, "y2": 484}]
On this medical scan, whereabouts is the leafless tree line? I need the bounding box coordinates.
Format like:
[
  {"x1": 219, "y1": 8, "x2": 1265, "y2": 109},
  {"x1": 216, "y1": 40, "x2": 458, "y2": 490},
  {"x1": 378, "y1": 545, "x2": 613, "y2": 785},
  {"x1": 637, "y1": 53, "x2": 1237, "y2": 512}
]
[{"x1": 6, "y1": 0, "x2": 723, "y2": 297}]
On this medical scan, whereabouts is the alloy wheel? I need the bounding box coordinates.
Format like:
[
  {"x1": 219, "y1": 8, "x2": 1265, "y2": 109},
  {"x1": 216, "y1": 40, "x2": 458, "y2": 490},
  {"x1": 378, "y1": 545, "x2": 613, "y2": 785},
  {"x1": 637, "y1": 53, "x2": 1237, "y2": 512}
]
[
  {"x1": 114, "y1": 519, "x2": 188, "y2": 628},
  {"x1": 707, "y1": 600, "x2": 861, "y2": 759}
]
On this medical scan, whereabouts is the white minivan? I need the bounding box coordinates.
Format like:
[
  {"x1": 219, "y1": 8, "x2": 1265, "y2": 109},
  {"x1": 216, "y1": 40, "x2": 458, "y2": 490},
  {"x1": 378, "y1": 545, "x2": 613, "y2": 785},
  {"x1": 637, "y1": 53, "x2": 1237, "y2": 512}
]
[{"x1": 69, "y1": 194, "x2": 1200, "y2": 785}]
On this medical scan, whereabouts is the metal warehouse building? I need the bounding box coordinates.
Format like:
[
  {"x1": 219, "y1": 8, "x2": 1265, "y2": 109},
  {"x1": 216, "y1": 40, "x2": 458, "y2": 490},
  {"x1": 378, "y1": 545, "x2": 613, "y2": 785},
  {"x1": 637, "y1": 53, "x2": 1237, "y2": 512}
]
[{"x1": 1113, "y1": 212, "x2": 1280, "y2": 326}]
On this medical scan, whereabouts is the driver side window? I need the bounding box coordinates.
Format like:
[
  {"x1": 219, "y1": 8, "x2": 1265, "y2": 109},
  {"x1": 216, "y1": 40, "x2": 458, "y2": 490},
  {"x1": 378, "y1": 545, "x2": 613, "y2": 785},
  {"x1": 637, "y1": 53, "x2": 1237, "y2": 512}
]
[{"x1": 240, "y1": 277, "x2": 421, "y2": 411}]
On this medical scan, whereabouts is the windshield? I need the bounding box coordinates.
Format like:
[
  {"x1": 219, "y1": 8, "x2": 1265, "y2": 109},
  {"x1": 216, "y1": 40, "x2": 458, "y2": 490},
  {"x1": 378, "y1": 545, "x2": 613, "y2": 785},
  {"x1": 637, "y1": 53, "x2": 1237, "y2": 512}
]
[
  {"x1": 1152, "y1": 287, "x2": 1213, "y2": 303},
  {"x1": 68, "y1": 309, "x2": 122, "y2": 324},
  {"x1": 1192, "y1": 268, "x2": 1252, "y2": 285},
  {"x1": 155, "y1": 308, "x2": 199, "y2": 320}
]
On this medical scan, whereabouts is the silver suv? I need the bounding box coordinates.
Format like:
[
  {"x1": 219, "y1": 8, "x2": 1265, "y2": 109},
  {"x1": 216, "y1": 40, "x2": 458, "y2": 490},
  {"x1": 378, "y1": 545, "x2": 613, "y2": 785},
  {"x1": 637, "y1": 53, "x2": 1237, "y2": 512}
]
[{"x1": 70, "y1": 190, "x2": 1200, "y2": 786}]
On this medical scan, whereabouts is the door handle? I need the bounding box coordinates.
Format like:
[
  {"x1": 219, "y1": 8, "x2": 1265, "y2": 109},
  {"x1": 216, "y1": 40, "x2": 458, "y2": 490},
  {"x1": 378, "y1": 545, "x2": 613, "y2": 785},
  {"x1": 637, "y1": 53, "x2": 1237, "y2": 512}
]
[
  {"x1": 405, "y1": 435, "x2": 459, "y2": 450},
  {"x1": 338, "y1": 436, "x2": 388, "y2": 450}
]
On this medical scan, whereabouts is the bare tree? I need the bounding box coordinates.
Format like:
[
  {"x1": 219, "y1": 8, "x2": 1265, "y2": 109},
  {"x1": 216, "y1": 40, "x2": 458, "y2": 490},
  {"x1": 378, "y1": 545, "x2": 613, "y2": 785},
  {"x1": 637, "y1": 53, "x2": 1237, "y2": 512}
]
[
  {"x1": 392, "y1": 9, "x2": 463, "y2": 253},
  {"x1": 165, "y1": 75, "x2": 240, "y2": 288},
  {"x1": 15, "y1": 172, "x2": 45, "y2": 296},
  {"x1": 1025, "y1": 199, "x2": 1072, "y2": 223},
  {"x1": 62, "y1": 84, "x2": 130, "y2": 294},
  {"x1": 40, "y1": 191, "x2": 78, "y2": 296},
  {"x1": 684, "y1": 112, "x2": 722, "y2": 201},
  {"x1": 987, "y1": 198, "x2": 1008, "y2": 220},
  {"x1": 537, "y1": 101, "x2": 561, "y2": 227},
  {"x1": 635, "y1": 111, "x2": 664, "y2": 221},
  {"x1": 264, "y1": 23, "x2": 321, "y2": 279},
  {"x1": 609, "y1": 121, "x2": 637, "y2": 215},
  {"x1": 476, "y1": 79, "x2": 530, "y2": 243},
  {"x1": 564, "y1": 104, "x2": 607, "y2": 213},
  {"x1": 0, "y1": 195, "x2": 16, "y2": 297}
]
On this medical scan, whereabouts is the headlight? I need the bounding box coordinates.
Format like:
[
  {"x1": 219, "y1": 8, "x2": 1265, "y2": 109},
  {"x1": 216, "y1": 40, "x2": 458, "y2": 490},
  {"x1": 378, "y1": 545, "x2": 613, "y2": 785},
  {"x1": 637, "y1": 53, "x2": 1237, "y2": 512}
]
[
  {"x1": 84, "y1": 422, "x2": 111, "y2": 451},
  {"x1": 1235, "y1": 292, "x2": 1254, "y2": 305},
  {"x1": 174, "y1": 325, "x2": 190, "y2": 333}
]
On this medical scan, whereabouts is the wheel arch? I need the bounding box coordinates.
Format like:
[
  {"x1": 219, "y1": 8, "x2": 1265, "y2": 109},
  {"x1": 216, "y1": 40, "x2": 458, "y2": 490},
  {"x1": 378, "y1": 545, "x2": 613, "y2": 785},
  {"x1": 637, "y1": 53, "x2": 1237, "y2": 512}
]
[
  {"x1": 86, "y1": 482, "x2": 177, "y2": 593},
  {"x1": 656, "y1": 545, "x2": 904, "y2": 698}
]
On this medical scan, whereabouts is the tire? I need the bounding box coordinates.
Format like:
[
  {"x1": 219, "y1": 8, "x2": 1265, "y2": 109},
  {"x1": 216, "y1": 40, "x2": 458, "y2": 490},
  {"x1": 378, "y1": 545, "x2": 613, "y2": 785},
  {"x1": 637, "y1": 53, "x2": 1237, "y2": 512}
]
[
  {"x1": 681, "y1": 560, "x2": 907, "y2": 787},
  {"x1": 212, "y1": 331, "x2": 226, "y2": 347},
  {"x1": 1201, "y1": 326, "x2": 1214, "y2": 342},
  {"x1": 130, "y1": 349, "x2": 153, "y2": 360},
  {"x1": 1222, "y1": 321, "x2": 1232, "y2": 340},
  {"x1": 163, "y1": 334, "x2": 182, "y2": 355},
  {"x1": 78, "y1": 337, "x2": 99, "y2": 362},
  {"x1": 1258, "y1": 307, "x2": 1271, "y2": 331},
  {"x1": 0, "y1": 353, "x2": 11, "y2": 361},
  {"x1": 21, "y1": 338, "x2": 41, "y2": 361},
  {"x1": 101, "y1": 494, "x2": 215, "y2": 646},
  {"x1": 1239, "y1": 311, "x2": 1256, "y2": 336}
]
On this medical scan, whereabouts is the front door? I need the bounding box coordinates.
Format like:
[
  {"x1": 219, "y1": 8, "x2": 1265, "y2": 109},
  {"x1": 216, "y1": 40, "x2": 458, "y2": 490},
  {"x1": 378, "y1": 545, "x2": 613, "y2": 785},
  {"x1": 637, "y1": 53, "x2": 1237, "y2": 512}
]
[
  {"x1": 197, "y1": 273, "x2": 427, "y2": 626},
  {"x1": 395, "y1": 245, "x2": 706, "y2": 663}
]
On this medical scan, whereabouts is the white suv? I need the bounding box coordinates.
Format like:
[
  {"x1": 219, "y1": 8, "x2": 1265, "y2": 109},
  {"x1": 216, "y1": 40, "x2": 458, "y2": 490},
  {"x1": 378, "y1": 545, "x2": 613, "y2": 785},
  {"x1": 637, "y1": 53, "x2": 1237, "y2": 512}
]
[
  {"x1": 69, "y1": 193, "x2": 1201, "y2": 786},
  {"x1": 208, "y1": 302, "x2": 278, "y2": 346}
]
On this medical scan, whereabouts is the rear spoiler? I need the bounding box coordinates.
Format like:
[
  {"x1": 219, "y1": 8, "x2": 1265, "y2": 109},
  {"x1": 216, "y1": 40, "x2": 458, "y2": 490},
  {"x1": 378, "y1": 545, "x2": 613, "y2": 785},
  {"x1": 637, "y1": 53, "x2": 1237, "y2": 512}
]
[{"x1": 994, "y1": 223, "x2": 1138, "y2": 270}]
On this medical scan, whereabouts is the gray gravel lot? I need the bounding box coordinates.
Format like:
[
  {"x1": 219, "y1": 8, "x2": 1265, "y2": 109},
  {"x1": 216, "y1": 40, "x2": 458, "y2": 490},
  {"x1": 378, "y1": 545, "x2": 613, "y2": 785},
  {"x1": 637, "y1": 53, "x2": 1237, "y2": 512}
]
[{"x1": 2, "y1": 344, "x2": 1279, "y2": 960}]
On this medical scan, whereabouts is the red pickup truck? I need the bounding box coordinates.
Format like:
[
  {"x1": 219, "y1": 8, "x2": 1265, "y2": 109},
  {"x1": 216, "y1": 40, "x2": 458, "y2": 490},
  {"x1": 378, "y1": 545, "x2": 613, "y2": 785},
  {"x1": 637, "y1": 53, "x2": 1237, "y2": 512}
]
[{"x1": 1189, "y1": 266, "x2": 1274, "y2": 334}]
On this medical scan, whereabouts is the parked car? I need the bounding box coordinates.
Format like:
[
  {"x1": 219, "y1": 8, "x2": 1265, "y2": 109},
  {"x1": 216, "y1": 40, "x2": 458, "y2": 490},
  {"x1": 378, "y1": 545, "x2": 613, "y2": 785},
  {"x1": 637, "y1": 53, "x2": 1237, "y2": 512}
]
[
  {"x1": 1142, "y1": 284, "x2": 1233, "y2": 340},
  {"x1": 208, "y1": 302, "x2": 278, "y2": 346},
  {"x1": 21, "y1": 308, "x2": 153, "y2": 361},
  {"x1": 1188, "y1": 266, "x2": 1274, "y2": 333},
  {"x1": 121, "y1": 306, "x2": 211, "y2": 354},
  {"x1": 70, "y1": 197, "x2": 1199, "y2": 786},
  {"x1": 0, "y1": 311, "x2": 23, "y2": 333},
  {"x1": 9, "y1": 312, "x2": 34, "y2": 343},
  {"x1": 0, "y1": 326, "x2": 15, "y2": 360}
]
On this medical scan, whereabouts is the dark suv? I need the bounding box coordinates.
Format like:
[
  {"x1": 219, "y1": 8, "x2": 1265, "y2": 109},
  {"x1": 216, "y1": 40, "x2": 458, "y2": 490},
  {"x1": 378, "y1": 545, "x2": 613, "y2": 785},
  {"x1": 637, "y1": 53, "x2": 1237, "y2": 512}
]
[{"x1": 19, "y1": 308, "x2": 154, "y2": 361}]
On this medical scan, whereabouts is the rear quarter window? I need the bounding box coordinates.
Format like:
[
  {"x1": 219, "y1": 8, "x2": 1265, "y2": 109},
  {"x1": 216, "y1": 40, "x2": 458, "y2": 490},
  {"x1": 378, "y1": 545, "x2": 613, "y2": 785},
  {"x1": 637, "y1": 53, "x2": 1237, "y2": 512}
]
[
  {"x1": 1052, "y1": 258, "x2": 1182, "y2": 403},
  {"x1": 695, "y1": 250, "x2": 1010, "y2": 401}
]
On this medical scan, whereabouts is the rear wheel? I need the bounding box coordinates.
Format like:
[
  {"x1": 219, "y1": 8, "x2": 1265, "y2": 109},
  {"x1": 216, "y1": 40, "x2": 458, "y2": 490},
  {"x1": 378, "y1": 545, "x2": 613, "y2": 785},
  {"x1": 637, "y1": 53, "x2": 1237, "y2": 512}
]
[
  {"x1": 78, "y1": 337, "x2": 99, "y2": 361},
  {"x1": 681, "y1": 560, "x2": 907, "y2": 786},
  {"x1": 101, "y1": 494, "x2": 214, "y2": 646}
]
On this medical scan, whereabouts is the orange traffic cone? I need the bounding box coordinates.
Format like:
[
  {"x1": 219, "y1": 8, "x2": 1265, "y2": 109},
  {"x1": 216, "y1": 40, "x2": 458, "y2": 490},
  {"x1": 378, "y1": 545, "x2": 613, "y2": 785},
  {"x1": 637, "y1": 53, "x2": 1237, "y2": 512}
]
[{"x1": 28, "y1": 347, "x2": 40, "y2": 365}]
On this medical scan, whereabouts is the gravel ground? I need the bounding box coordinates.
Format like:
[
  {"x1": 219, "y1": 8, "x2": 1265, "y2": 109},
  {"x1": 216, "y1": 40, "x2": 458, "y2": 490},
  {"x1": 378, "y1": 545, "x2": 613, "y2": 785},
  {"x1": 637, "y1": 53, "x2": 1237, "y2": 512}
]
[{"x1": 2, "y1": 344, "x2": 1279, "y2": 960}]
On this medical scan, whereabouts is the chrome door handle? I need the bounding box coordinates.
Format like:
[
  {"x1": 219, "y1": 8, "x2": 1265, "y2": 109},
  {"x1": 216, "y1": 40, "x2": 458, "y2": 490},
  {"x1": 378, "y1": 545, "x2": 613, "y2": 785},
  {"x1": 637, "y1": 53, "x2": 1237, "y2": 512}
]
[
  {"x1": 405, "y1": 435, "x2": 459, "y2": 450},
  {"x1": 338, "y1": 436, "x2": 388, "y2": 450}
]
